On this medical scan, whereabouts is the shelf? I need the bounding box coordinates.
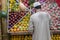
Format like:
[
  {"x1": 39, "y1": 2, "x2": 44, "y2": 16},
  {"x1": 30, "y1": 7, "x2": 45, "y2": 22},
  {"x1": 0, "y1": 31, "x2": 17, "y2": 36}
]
[
  {"x1": 51, "y1": 30, "x2": 60, "y2": 34},
  {"x1": 8, "y1": 30, "x2": 60, "y2": 35},
  {"x1": 8, "y1": 31, "x2": 32, "y2": 35}
]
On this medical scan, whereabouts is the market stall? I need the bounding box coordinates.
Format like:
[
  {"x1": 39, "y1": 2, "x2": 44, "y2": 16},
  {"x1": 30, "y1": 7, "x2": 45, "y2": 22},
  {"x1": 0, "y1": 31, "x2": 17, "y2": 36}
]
[
  {"x1": 1, "y1": 0, "x2": 60, "y2": 40},
  {"x1": 8, "y1": 0, "x2": 60, "y2": 40}
]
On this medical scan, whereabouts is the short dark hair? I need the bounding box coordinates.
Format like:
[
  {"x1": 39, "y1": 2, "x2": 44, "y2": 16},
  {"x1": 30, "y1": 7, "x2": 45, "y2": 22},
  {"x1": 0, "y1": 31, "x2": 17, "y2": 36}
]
[{"x1": 35, "y1": 5, "x2": 41, "y2": 9}]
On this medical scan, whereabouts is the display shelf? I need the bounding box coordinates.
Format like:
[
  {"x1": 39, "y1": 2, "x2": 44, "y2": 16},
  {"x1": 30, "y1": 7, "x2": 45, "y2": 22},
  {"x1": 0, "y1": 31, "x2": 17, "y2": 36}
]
[
  {"x1": 8, "y1": 30, "x2": 60, "y2": 35},
  {"x1": 51, "y1": 30, "x2": 60, "y2": 34},
  {"x1": 8, "y1": 31, "x2": 32, "y2": 35}
]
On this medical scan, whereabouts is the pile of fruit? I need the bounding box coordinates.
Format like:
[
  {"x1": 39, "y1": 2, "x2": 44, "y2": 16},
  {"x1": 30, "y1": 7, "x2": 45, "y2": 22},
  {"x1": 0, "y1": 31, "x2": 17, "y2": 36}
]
[
  {"x1": 10, "y1": 34, "x2": 60, "y2": 40},
  {"x1": 9, "y1": 11, "x2": 27, "y2": 28},
  {"x1": 22, "y1": 0, "x2": 29, "y2": 7},
  {"x1": 9, "y1": 0, "x2": 20, "y2": 12},
  {"x1": 51, "y1": 34, "x2": 60, "y2": 40},
  {"x1": 9, "y1": 0, "x2": 35, "y2": 32},
  {"x1": 10, "y1": 35, "x2": 32, "y2": 40},
  {"x1": 9, "y1": 12, "x2": 31, "y2": 32}
]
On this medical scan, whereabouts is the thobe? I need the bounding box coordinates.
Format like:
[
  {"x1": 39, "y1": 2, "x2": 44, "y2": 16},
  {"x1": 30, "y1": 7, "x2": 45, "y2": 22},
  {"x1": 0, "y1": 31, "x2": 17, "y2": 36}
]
[{"x1": 28, "y1": 11, "x2": 51, "y2": 40}]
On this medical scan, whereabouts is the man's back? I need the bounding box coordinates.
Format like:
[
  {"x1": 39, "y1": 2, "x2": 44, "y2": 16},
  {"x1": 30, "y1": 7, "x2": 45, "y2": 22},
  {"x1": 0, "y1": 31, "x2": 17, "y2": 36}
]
[{"x1": 30, "y1": 11, "x2": 51, "y2": 40}]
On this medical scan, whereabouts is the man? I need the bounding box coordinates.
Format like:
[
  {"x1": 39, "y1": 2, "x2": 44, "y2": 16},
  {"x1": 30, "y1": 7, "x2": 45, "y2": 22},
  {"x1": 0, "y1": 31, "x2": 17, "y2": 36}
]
[{"x1": 28, "y1": 2, "x2": 51, "y2": 40}]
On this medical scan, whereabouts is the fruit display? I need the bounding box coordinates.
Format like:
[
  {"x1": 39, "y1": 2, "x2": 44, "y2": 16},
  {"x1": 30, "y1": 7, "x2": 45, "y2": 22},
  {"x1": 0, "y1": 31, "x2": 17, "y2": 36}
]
[
  {"x1": 9, "y1": 12, "x2": 31, "y2": 32},
  {"x1": 9, "y1": 0, "x2": 32, "y2": 32},
  {"x1": 9, "y1": 0, "x2": 20, "y2": 12},
  {"x1": 51, "y1": 34, "x2": 60, "y2": 40},
  {"x1": 39, "y1": 0, "x2": 60, "y2": 29},
  {"x1": 10, "y1": 34, "x2": 60, "y2": 40},
  {"x1": 22, "y1": 0, "x2": 29, "y2": 7},
  {"x1": 8, "y1": 0, "x2": 60, "y2": 40},
  {"x1": 10, "y1": 35, "x2": 32, "y2": 40},
  {"x1": 9, "y1": 11, "x2": 27, "y2": 29}
]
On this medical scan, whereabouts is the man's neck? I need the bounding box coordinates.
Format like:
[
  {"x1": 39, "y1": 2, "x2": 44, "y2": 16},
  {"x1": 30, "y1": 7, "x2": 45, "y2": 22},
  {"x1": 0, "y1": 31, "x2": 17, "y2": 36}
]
[{"x1": 36, "y1": 9, "x2": 41, "y2": 12}]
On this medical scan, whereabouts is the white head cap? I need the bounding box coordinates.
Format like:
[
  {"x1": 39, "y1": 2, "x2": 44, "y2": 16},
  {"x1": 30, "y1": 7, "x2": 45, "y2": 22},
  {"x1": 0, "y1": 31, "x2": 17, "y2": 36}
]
[{"x1": 33, "y1": 2, "x2": 41, "y2": 7}]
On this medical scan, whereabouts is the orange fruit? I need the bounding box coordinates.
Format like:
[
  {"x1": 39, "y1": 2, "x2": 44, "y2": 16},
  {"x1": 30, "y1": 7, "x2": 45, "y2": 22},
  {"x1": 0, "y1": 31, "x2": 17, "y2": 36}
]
[
  {"x1": 17, "y1": 28, "x2": 20, "y2": 32},
  {"x1": 13, "y1": 28, "x2": 17, "y2": 32}
]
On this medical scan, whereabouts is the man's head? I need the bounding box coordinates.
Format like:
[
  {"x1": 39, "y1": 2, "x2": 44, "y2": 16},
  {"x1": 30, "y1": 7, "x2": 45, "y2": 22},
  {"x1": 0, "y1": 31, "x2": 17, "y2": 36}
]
[{"x1": 33, "y1": 2, "x2": 41, "y2": 9}]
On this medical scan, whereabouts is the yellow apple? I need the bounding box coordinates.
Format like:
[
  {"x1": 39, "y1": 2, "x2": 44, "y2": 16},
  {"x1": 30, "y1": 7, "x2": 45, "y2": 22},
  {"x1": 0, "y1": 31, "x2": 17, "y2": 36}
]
[
  {"x1": 23, "y1": 24, "x2": 26, "y2": 27},
  {"x1": 23, "y1": 19, "x2": 26, "y2": 21},
  {"x1": 13, "y1": 25, "x2": 17, "y2": 29},
  {"x1": 13, "y1": 28, "x2": 17, "y2": 32}
]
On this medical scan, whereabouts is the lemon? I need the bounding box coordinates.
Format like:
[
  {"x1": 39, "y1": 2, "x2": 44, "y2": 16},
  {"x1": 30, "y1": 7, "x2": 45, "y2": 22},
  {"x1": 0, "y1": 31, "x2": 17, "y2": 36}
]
[
  {"x1": 13, "y1": 25, "x2": 17, "y2": 29},
  {"x1": 24, "y1": 24, "x2": 27, "y2": 27},
  {"x1": 23, "y1": 19, "x2": 26, "y2": 21}
]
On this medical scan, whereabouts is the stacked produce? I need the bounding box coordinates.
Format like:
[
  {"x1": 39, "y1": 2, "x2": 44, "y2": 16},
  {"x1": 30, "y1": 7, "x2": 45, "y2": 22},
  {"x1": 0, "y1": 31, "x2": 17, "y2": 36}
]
[
  {"x1": 51, "y1": 34, "x2": 60, "y2": 40},
  {"x1": 10, "y1": 34, "x2": 60, "y2": 40},
  {"x1": 8, "y1": 0, "x2": 60, "y2": 32},
  {"x1": 22, "y1": 0, "x2": 29, "y2": 7},
  {"x1": 10, "y1": 35, "x2": 32, "y2": 40},
  {"x1": 9, "y1": 12, "x2": 31, "y2": 32},
  {"x1": 8, "y1": 0, "x2": 60, "y2": 40},
  {"x1": 9, "y1": 0, "x2": 20, "y2": 12},
  {"x1": 40, "y1": 1, "x2": 60, "y2": 29},
  {"x1": 9, "y1": 11, "x2": 27, "y2": 29},
  {"x1": 9, "y1": 0, "x2": 31, "y2": 32}
]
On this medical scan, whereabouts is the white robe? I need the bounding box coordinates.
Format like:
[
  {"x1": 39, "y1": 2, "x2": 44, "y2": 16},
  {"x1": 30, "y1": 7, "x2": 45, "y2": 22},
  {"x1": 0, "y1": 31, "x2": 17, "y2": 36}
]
[{"x1": 28, "y1": 11, "x2": 51, "y2": 40}]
